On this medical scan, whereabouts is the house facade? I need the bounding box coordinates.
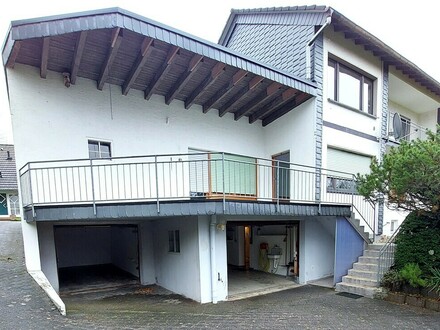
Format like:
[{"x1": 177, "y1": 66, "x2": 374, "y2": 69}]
[
  {"x1": 2, "y1": 6, "x2": 439, "y2": 312},
  {"x1": 0, "y1": 144, "x2": 20, "y2": 220}
]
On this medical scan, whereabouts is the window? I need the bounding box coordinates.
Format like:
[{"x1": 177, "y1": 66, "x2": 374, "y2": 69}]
[
  {"x1": 390, "y1": 220, "x2": 397, "y2": 232},
  {"x1": 400, "y1": 116, "x2": 411, "y2": 141},
  {"x1": 328, "y1": 58, "x2": 374, "y2": 115},
  {"x1": 8, "y1": 195, "x2": 20, "y2": 216},
  {"x1": 168, "y1": 230, "x2": 180, "y2": 253},
  {"x1": 88, "y1": 140, "x2": 111, "y2": 159}
]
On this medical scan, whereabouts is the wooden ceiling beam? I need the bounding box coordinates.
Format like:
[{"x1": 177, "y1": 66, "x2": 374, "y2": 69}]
[
  {"x1": 165, "y1": 54, "x2": 204, "y2": 105},
  {"x1": 234, "y1": 82, "x2": 282, "y2": 121},
  {"x1": 218, "y1": 76, "x2": 264, "y2": 117},
  {"x1": 249, "y1": 88, "x2": 298, "y2": 124},
  {"x1": 144, "y1": 45, "x2": 180, "y2": 100},
  {"x1": 70, "y1": 31, "x2": 88, "y2": 85},
  {"x1": 5, "y1": 40, "x2": 21, "y2": 69},
  {"x1": 202, "y1": 69, "x2": 248, "y2": 113},
  {"x1": 184, "y1": 62, "x2": 226, "y2": 109},
  {"x1": 40, "y1": 37, "x2": 50, "y2": 79},
  {"x1": 98, "y1": 28, "x2": 123, "y2": 90},
  {"x1": 122, "y1": 37, "x2": 154, "y2": 95},
  {"x1": 262, "y1": 93, "x2": 311, "y2": 127}
]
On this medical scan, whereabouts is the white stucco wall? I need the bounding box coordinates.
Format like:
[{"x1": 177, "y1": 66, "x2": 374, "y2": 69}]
[
  {"x1": 138, "y1": 222, "x2": 156, "y2": 285},
  {"x1": 153, "y1": 216, "x2": 202, "y2": 301},
  {"x1": 37, "y1": 222, "x2": 59, "y2": 292},
  {"x1": 111, "y1": 226, "x2": 139, "y2": 277}
]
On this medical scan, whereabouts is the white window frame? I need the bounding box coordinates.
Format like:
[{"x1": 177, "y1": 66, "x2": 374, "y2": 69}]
[{"x1": 88, "y1": 140, "x2": 112, "y2": 159}]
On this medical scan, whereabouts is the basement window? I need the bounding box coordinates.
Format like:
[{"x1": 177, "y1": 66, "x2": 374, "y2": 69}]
[
  {"x1": 88, "y1": 140, "x2": 111, "y2": 159},
  {"x1": 168, "y1": 230, "x2": 180, "y2": 253},
  {"x1": 328, "y1": 58, "x2": 374, "y2": 115}
]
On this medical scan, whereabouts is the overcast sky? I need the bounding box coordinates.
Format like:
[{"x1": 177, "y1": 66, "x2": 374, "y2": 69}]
[{"x1": 1, "y1": 0, "x2": 439, "y2": 143}]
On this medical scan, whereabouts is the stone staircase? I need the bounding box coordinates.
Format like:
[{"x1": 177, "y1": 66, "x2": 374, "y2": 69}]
[{"x1": 335, "y1": 243, "x2": 384, "y2": 298}]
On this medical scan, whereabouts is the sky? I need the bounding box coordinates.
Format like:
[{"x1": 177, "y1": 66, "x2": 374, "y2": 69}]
[{"x1": 1, "y1": 0, "x2": 439, "y2": 143}]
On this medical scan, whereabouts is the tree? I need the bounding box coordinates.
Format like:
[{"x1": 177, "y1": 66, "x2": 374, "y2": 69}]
[{"x1": 356, "y1": 128, "x2": 440, "y2": 219}]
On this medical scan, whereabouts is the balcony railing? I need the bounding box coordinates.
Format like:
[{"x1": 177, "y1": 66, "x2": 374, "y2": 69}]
[
  {"x1": 388, "y1": 112, "x2": 428, "y2": 141},
  {"x1": 19, "y1": 152, "x2": 376, "y2": 236}
]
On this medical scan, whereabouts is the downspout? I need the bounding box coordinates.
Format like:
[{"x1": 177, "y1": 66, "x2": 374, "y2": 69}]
[
  {"x1": 210, "y1": 215, "x2": 218, "y2": 304},
  {"x1": 305, "y1": 16, "x2": 332, "y2": 80}
]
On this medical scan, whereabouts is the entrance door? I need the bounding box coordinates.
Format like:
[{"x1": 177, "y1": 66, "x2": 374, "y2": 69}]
[
  {"x1": 272, "y1": 152, "x2": 290, "y2": 200},
  {"x1": 244, "y1": 226, "x2": 251, "y2": 270},
  {"x1": 0, "y1": 194, "x2": 7, "y2": 215}
]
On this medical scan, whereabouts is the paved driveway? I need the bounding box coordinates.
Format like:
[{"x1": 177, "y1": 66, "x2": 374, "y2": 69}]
[{"x1": 1, "y1": 221, "x2": 439, "y2": 329}]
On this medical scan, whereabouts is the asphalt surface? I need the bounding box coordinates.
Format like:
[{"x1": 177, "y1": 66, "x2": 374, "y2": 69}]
[{"x1": 1, "y1": 221, "x2": 439, "y2": 329}]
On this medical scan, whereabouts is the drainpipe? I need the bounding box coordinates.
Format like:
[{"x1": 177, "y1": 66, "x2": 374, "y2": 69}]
[
  {"x1": 210, "y1": 215, "x2": 218, "y2": 304},
  {"x1": 305, "y1": 16, "x2": 332, "y2": 80}
]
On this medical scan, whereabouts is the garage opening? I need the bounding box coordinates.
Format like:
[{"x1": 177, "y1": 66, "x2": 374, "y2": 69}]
[
  {"x1": 54, "y1": 224, "x2": 140, "y2": 293},
  {"x1": 226, "y1": 221, "x2": 300, "y2": 299}
]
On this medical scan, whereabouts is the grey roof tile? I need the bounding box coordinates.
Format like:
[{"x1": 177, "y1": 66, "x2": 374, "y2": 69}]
[{"x1": 0, "y1": 145, "x2": 18, "y2": 191}]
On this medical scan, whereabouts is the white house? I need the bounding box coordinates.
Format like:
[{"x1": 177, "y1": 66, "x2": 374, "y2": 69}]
[
  {"x1": 2, "y1": 6, "x2": 439, "y2": 313},
  {"x1": 0, "y1": 144, "x2": 20, "y2": 220}
]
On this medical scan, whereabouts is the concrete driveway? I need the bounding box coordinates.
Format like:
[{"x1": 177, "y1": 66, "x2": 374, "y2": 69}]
[{"x1": 1, "y1": 221, "x2": 439, "y2": 329}]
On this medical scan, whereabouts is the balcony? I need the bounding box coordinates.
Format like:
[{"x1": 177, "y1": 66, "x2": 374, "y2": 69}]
[
  {"x1": 19, "y1": 152, "x2": 376, "y2": 235},
  {"x1": 388, "y1": 111, "x2": 428, "y2": 142}
]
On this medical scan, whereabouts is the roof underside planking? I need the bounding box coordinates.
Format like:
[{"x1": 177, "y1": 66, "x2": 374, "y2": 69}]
[{"x1": 2, "y1": 8, "x2": 317, "y2": 127}]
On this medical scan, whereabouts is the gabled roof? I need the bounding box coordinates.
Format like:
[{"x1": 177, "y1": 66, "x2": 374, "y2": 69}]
[
  {"x1": 219, "y1": 5, "x2": 440, "y2": 98},
  {"x1": 0, "y1": 144, "x2": 18, "y2": 191},
  {"x1": 2, "y1": 8, "x2": 316, "y2": 126}
]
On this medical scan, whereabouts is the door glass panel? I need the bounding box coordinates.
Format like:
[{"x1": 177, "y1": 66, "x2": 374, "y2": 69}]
[{"x1": 273, "y1": 152, "x2": 290, "y2": 199}]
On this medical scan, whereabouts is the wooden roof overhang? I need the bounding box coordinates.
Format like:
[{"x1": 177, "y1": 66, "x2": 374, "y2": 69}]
[{"x1": 2, "y1": 8, "x2": 317, "y2": 127}]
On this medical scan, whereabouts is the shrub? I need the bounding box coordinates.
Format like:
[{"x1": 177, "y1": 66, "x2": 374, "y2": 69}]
[
  {"x1": 400, "y1": 263, "x2": 427, "y2": 288},
  {"x1": 429, "y1": 267, "x2": 440, "y2": 295},
  {"x1": 381, "y1": 269, "x2": 403, "y2": 292},
  {"x1": 394, "y1": 212, "x2": 440, "y2": 275}
]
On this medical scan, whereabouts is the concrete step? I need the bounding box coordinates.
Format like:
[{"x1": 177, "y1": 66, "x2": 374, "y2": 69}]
[
  {"x1": 353, "y1": 262, "x2": 378, "y2": 272},
  {"x1": 342, "y1": 275, "x2": 379, "y2": 287},
  {"x1": 335, "y1": 282, "x2": 382, "y2": 299},
  {"x1": 367, "y1": 243, "x2": 386, "y2": 251},
  {"x1": 358, "y1": 256, "x2": 379, "y2": 264},
  {"x1": 363, "y1": 249, "x2": 381, "y2": 257},
  {"x1": 348, "y1": 269, "x2": 377, "y2": 280}
]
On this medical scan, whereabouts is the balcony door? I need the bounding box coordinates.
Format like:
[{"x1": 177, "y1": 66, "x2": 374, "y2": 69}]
[{"x1": 272, "y1": 152, "x2": 290, "y2": 200}]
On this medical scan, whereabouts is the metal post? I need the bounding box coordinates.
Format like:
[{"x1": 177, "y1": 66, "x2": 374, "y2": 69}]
[
  {"x1": 90, "y1": 159, "x2": 97, "y2": 215},
  {"x1": 27, "y1": 164, "x2": 36, "y2": 218},
  {"x1": 276, "y1": 160, "x2": 280, "y2": 212},
  {"x1": 222, "y1": 153, "x2": 225, "y2": 213},
  {"x1": 155, "y1": 155, "x2": 160, "y2": 213}
]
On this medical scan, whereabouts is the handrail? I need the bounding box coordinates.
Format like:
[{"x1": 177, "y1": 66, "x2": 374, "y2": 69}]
[{"x1": 376, "y1": 221, "x2": 403, "y2": 283}]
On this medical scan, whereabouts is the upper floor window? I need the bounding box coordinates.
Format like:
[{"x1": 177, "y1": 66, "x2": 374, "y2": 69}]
[
  {"x1": 88, "y1": 140, "x2": 111, "y2": 159},
  {"x1": 328, "y1": 58, "x2": 374, "y2": 115}
]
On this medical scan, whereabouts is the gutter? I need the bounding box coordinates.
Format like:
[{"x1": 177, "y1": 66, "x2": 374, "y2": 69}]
[{"x1": 305, "y1": 16, "x2": 332, "y2": 80}]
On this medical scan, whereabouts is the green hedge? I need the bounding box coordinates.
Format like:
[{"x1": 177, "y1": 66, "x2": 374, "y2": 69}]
[{"x1": 394, "y1": 212, "x2": 440, "y2": 275}]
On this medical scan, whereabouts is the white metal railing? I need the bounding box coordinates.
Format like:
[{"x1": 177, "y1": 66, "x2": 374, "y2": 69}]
[
  {"x1": 19, "y1": 152, "x2": 376, "y2": 236},
  {"x1": 388, "y1": 111, "x2": 428, "y2": 141}
]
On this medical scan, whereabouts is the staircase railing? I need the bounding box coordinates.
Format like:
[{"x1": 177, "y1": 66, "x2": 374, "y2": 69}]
[{"x1": 376, "y1": 222, "x2": 403, "y2": 283}]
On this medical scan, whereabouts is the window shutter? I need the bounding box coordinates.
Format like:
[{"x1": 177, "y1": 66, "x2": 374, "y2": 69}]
[{"x1": 327, "y1": 148, "x2": 372, "y2": 177}]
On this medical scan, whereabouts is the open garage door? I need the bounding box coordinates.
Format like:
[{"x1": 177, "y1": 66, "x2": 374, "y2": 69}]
[{"x1": 54, "y1": 224, "x2": 140, "y2": 293}]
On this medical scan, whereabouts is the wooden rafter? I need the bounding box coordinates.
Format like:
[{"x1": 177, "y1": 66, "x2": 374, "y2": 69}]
[
  {"x1": 40, "y1": 37, "x2": 50, "y2": 79},
  {"x1": 70, "y1": 31, "x2": 88, "y2": 85},
  {"x1": 218, "y1": 76, "x2": 264, "y2": 117},
  {"x1": 262, "y1": 93, "x2": 311, "y2": 127},
  {"x1": 185, "y1": 62, "x2": 226, "y2": 109},
  {"x1": 98, "y1": 28, "x2": 123, "y2": 90},
  {"x1": 165, "y1": 54, "x2": 204, "y2": 105},
  {"x1": 234, "y1": 82, "x2": 282, "y2": 121},
  {"x1": 202, "y1": 69, "x2": 247, "y2": 113},
  {"x1": 144, "y1": 45, "x2": 179, "y2": 100},
  {"x1": 249, "y1": 88, "x2": 297, "y2": 124},
  {"x1": 5, "y1": 40, "x2": 21, "y2": 69},
  {"x1": 122, "y1": 37, "x2": 154, "y2": 95}
]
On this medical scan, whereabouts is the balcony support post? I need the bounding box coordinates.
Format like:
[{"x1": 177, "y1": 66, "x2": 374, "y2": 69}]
[
  {"x1": 222, "y1": 153, "x2": 225, "y2": 213},
  {"x1": 90, "y1": 159, "x2": 96, "y2": 215},
  {"x1": 155, "y1": 156, "x2": 160, "y2": 213},
  {"x1": 28, "y1": 164, "x2": 36, "y2": 218}
]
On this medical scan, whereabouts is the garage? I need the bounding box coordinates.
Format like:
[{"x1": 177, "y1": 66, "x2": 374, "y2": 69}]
[{"x1": 54, "y1": 224, "x2": 140, "y2": 293}]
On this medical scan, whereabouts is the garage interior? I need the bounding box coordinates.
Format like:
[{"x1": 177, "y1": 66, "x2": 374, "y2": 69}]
[
  {"x1": 226, "y1": 221, "x2": 301, "y2": 299},
  {"x1": 54, "y1": 224, "x2": 140, "y2": 294}
]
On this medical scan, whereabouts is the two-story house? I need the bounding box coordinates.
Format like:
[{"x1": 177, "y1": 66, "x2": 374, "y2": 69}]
[
  {"x1": 0, "y1": 145, "x2": 20, "y2": 220},
  {"x1": 2, "y1": 6, "x2": 439, "y2": 313}
]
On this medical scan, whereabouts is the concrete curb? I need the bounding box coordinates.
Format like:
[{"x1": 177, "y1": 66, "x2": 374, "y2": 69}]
[{"x1": 29, "y1": 270, "x2": 66, "y2": 316}]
